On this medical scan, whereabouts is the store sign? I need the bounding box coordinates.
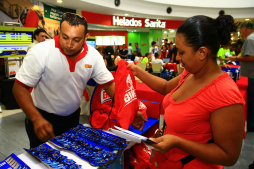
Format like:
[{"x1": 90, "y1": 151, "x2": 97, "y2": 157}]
[
  {"x1": 43, "y1": 4, "x2": 76, "y2": 21},
  {"x1": 112, "y1": 16, "x2": 166, "y2": 28}
]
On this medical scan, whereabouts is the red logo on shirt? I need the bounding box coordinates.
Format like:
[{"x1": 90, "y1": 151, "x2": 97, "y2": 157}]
[{"x1": 85, "y1": 64, "x2": 92, "y2": 68}]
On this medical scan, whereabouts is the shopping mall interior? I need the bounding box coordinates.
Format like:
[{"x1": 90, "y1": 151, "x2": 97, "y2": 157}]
[{"x1": 0, "y1": 0, "x2": 254, "y2": 168}]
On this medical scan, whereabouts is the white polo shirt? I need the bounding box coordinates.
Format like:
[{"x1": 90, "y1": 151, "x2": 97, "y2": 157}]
[{"x1": 16, "y1": 36, "x2": 114, "y2": 116}]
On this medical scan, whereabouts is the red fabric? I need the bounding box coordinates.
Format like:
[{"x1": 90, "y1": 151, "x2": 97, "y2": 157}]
[
  {"x1": 83, "y1": 88, "x2": 89, "y2": 101},
  {"x1": 54, "y1": 36, "x2": 88, "y2": 72},
  {"x1": 115, "y1": 60, "x2": 139, "y2": 129},
  {"x1": 138, "y1": 100, "x2": 148, "y2": 119},
  {"x1": 152, "y1": 70, "x2": 244, "y2": 169},
  {"x1": 161, "y1": 51, "x2": 168, "y2": 59},
  {"x1": 130, "y1": 142, "x2": 152, "y2": 169},
  {"x1": 165, "y1": 63, "x2": 177, "y2": 72},
  {"x1": 15, "y1": 79, "x2": 31, "y2": 88}
]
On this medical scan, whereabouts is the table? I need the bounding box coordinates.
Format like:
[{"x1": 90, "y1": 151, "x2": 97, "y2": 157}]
[
  {"x1": 18, "y1": 124, "x2": 124, "y2": 169},
  {"x1": 135, "y1": 80, "x2": 165, "y2": 116}
]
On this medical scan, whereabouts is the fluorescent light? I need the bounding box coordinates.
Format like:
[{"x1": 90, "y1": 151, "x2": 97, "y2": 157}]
[
  {"x1": 245, "y1": 19, "x2": 250, "y2": 21},
  {"x1": 164, "y1": 31, "x2": 167, "y2": 34},
  {"x1": 170, "y1": 30, "x2": 175, "y2": 32},
  {"x1": 57, "y1": 0, "x2": 62, "y2": 3},
  {"x1": 125, "y1": 14, "x2": 129, "y2": 16}
]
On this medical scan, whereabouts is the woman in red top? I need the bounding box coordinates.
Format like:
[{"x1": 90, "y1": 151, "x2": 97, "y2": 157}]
[
  {"x1": 161, "y1": 45, "x2": 168, "y2": 59},
  {"x1": 128, "y1": 15, "x2": 244, "y2": 168}
]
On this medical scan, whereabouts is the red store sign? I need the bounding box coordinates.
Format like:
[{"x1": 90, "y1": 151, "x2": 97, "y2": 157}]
[{"x1": 81, "y1": 11, "x2": 184, "y2": 29}]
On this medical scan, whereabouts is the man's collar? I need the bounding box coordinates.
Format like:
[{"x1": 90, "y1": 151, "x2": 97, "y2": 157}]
[{"x1": 54, "y1": 35, "x2": 88, "y2": 57}]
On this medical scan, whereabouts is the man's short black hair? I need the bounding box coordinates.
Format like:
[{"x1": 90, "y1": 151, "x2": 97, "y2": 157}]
[
  {"x1": 135, "y1": 43, "x2": 138, "y2": 45},
  {"x1": 129, "y1": 43, "x2": 131, "y2": 46},
  {"x1": 164, "y1": 38, "x2": 168, "y2": 42},
  {"x1": 60, "y1": 13, "x2": 88, "y2": 36},
  {"x1": 152, "y1": 41, "x2": 156, "y2": 46},
  {"x1": 34, "y1": 29, "x2": 46, "y2": 40}
]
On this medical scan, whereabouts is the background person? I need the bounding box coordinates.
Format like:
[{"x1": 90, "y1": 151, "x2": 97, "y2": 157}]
[
  {"x1": 228, "y1": 21, "x2": 254, "y2": 132},
  {"x1": 128, "y1": 43, "x2": 132, "y2": 60},
  {"x1": 27, "y1": 28, "x2": 47, "y2": 51},
  {"x1": 119, "y1": 44, "x2": 128, "y2": 59}
]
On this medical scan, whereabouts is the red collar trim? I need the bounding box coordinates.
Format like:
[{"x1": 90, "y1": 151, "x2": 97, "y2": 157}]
[{"x1": 54, "y1": 35, "x2": 88, "y2": 72}]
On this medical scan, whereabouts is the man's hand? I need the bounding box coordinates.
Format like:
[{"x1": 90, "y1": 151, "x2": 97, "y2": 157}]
[
  {"x1": 228, "y1": 56, "x2": 237, "y2": 62},
  {"x1": 131, "y1": 111, "x2": 148, "y2": 131},
  {"x1": 33, "y1": 118, "x2": 55, "y2": 142}
]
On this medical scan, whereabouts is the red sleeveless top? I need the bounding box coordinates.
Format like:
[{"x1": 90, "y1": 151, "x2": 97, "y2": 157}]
[{"x1": 152, "y1": 70, "x2": 245, "y2": 169}]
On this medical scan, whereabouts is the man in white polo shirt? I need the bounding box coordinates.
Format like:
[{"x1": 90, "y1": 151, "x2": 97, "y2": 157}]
[{"x1": 12, "y1": 13, "x2": 116, "y2": 148}]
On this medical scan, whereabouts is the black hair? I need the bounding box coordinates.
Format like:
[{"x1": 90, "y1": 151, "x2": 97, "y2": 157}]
[
  {"x1": 137, "y1": 52, "x2": 142, "y2": 57},
  {"x1": 219, "y1": 10, "x2": 225, "y2": 16},
  {"x1": 104, "y1": 46, "x2": 114, "y2": 55},
  {"x1": 151, "y1": 41, "x2": 156, "y2": 46},
  {"x1": 129, "y1": 43, "x2": 131, "y2": 46},
  {"x1": 60, "y1": 14, "x2": 88, "y2": 35},
  {"x1": 155, "y1": 53, "x2": 159, "y2": 58},
  {"x1": 176, "y1": 15, "x2": 236, "y2": 57},
  {"x1": 145, "y1": 53, "x2": 149, "y2": 57},
  {"x1": 164, "y1": 38, "x2": 168, "y2": 41},
  {"x1": 104, "y1": 46, "x2": 115, "y2": 68},
  {"x1": 135, "y1": 43, "x2": 138, "y2": 45},
  {"x1": 33, "y1": 29, "x2": 46, "y2": 39}
]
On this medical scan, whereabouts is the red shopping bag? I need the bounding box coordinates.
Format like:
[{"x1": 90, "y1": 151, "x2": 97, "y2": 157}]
[
  {"x1": 138, "y1": 100, "x2": 148, "y2": 119},
  {"x1": 115, "y1": 60, "x2": 139, "y2": 129},
  {"x1": 130, "y1": 142, "x2": 153, "y2": 169}
]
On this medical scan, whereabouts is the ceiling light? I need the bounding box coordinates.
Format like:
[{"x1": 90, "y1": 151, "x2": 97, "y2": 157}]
[
  {"x1": 245, "y1": 19, "x2": 250, "y2": 21},
  {"x1": 170, "y1": 30, "x2": 175, "y2": 32},
  {"x1": 134, "y1": 30, "x2": 136, "y2": 32},
  {"x1": 125, "y1": 14, "x2": 129, "y2": 16},
  {"x1": 57, "y1": 0, "x2": 62, "y2": 3},
  {"x1": 164, "y1": 31, "x2": 167, "y2": 34}
]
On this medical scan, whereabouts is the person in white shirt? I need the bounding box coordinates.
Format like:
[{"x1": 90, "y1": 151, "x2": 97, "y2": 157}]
[
  {"x1": 134, "y1": 52, "x2": 142, "y2": 63},
  {"x1": 27, "y1": 29, "x2": 47, "y2": 52},
  {"x1": 149, "y1": 41, "x2": 158, "y2": 61},
  {"x1": 13, "y1": 13, "x2": 146, "y2": 148},
  {"x1": 128, "y1": 43, "x2": 132, "y2": 60},
  {"x1": 151, "y1": 53, "x2": 168, "y2": 70}
]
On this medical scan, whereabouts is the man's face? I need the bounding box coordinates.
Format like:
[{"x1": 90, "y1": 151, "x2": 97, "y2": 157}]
[
  {"x1": 164, "y1": 40, "x2": 168, "y2": 44},
  {"x1": 35, "y1": 32, "x2": 47, "y2": 43},
  {"x1": 123, "y1": 45, "x2": 126, "y2": 49},
  {"x1": 59, "y1": 21, "x2": 88, "y2": 57},
  {"x1": 135, "y1": 44, "x2": 138, "y2": 48},
  {"x1": 240, "y1": 27, "x2": 247, "y2": 38}
]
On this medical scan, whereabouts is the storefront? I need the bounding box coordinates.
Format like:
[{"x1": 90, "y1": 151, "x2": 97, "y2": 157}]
[{"x1": 81, "y1": 11, "x2": 184, "y2": 52}]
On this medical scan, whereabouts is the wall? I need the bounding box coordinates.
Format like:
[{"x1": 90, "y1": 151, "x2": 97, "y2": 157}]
[
  {"x1": 0, "y1": 10, "x2": 17, "y2": 22},
  {"x1": 128, "y1": 32, "x2": 150, "y2": 55}
]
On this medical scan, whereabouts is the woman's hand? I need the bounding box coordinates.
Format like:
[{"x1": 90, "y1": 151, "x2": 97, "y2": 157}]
[
  {"x1": 127, "y1": 63, "x2": 141, "y2": 76},
  {"x1": 149, "y1": 135, "x2": 179, "y2": 153}
]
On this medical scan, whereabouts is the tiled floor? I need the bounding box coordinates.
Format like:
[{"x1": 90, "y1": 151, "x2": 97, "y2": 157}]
[{"x1": 0, "y1": 109, "x2": 253, "y2": 168}]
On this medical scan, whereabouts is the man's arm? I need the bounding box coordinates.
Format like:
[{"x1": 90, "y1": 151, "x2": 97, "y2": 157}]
[
  {"x1": 102, "y1": 82, "x2": 115, "y2": 99},
  {"x1": 229, "y1": 55, "x2": 254, "y2": 62},
  {"x1": 13, "y1": 82, "x2": 55, "y2": 141}
]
